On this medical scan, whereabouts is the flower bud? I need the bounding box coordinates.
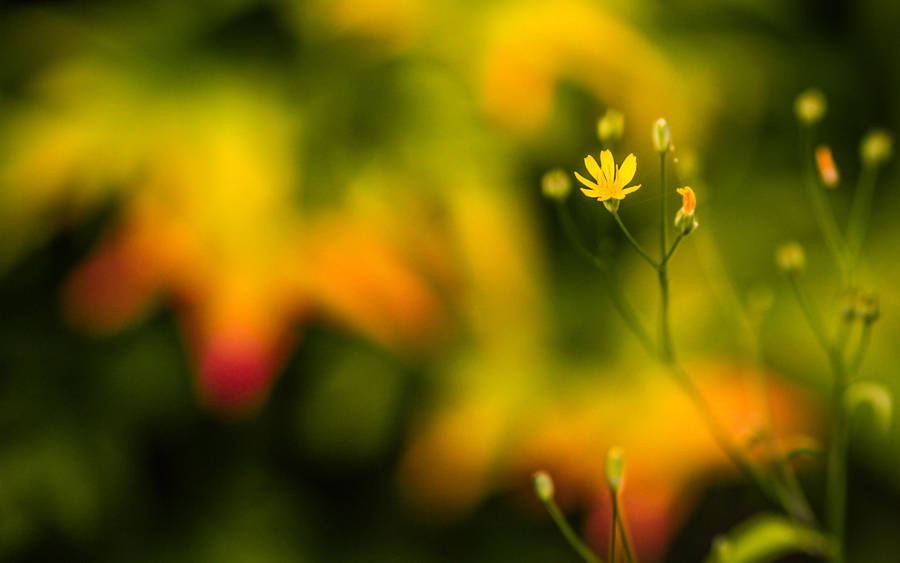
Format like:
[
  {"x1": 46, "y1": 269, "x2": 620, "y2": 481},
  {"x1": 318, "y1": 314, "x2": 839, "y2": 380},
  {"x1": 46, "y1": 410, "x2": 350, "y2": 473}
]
[
  {"x1": 776, "y1": 242, "x2": 805, "y2": 274},
  {"x1": 674, "y1": 186, "x2": 698, "y2": 235},
  {"x1": 674, "y1": 208, "x2": 698, "y2": 235},
  {"x1": 857, "y1": 291, "x2": 880, "y2": 324},
  {"x1": 860, "y1": 129, "x2": 893, "y2": 167},
  {"x1": 532, "y1": 470, "x2": 555, "y2": 502},
  {"x1": 541, "y1": 168, "x2": 571, "y2": 200},
  {"x1": 652, "y1": 118, "x2": 671, "y2": 153},
  {"x1": 604, "y1": 446, "x2": 625, "y2": 493},
  {"x1": 597, "y1": 109, "x2": 625, "y2": 146},
  {"x1": 794, "y1": 89, "x2": 826, "y2": 125},
  {"x1": 815, "y1": 145, "x2": 839, "y2": 188}
]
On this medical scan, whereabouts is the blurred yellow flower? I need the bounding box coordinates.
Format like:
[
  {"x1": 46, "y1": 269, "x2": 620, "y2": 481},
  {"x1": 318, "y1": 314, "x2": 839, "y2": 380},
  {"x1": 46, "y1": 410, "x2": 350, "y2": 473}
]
[{"x1": 574, "y1": 150, "x2": 641, "y2": 202}]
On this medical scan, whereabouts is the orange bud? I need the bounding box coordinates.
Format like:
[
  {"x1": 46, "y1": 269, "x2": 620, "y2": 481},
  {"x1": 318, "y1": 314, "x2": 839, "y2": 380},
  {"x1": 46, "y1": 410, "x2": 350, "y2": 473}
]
[
  {"x1": 676, "y1": 186, "x2": 696, "y2": 214},
  {"x1": 815, "y1": 145, "x2": 839, "y2": 188}
]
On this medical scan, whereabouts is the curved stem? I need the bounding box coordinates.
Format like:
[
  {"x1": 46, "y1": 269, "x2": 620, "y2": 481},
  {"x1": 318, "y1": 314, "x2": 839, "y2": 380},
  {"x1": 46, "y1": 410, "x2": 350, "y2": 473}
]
[
  {"x1": 556, "y1": 202, "x2": 657, "y2": 356},
  {"x1": 845, "y1": 164, "x2": 879, "y2": 277},
  {"x1": 663, "y1": 233, "x2": 683, "y2": 265},
  {"x1": 611, "y1": 211, "x2": 658, "y2": 269},
  {"x1": 609, "y1": 497, "x2": 617, "y2": 562},
  {"x1": 616, "y1": 500, "x2": 636, "y2": 563},
  {"x1": 542, "y1": 499, "x2": 604, "y2": 563}
]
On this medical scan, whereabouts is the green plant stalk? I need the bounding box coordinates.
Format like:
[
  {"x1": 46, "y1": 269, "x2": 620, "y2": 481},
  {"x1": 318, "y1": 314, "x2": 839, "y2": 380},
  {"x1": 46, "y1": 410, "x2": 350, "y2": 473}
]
[
  {"x1": 786, "y1": 274, "x2": 849, "y2": 561},
  {"x1": 542, "y1": 498, "x2": 604, "y2": 563},
  {"x1": 845, "y1": 164, "x2": 878, "y2": 277},
  {"x1": 615, "y1": 498, "x2": 636, "y2": 563},
  {"x1": 658, "y1": 152, "x2": 674, "y2": 362},
  {"x1": 612, "y1": 211, "x2": 658, "y2": 268},
  {"x1": 556, "y1": 201, "x2": 656, "y2": 355},
  {"x1": 610, "y1": 496, "x2": 618, "y2": 562},
  {"x1": 801, "y1": 126, "x2": 848, "y2": 281}
]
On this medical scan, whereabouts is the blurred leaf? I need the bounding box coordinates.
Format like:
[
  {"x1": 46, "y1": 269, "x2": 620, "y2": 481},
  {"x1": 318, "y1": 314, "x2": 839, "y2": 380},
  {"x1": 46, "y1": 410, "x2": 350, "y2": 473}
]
[
  {"x1": 845, "y1": 381, "x2": 893, "y2": 434},
  {"x1": 705, "y1": 514, "x2": 831, "y2": 563}
]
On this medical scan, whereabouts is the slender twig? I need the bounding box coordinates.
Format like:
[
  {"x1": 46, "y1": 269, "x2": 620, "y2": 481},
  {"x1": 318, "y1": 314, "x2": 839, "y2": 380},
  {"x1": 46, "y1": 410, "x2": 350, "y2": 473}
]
[
  {"x1": 556, "y1": 202, "x2": 657, "y2": 355},
  {"x1": 612, "y1": 211, "x2": 658, "y2": 269},
  {"x1": 541, "y1": 499, "x2": 604, "y2": 563},
  {"x1": 845, "y1": 164, "x2": 879, "y2": 278},
  {"x1": 663, "y1": 233, "x2": 683, "y2": 265},
  {"x1": 615, "y1": 499, "x2": 636, "y2": 563},
  {"x1": 609, "y1": 497, "x2": 617, "y2": 562}
]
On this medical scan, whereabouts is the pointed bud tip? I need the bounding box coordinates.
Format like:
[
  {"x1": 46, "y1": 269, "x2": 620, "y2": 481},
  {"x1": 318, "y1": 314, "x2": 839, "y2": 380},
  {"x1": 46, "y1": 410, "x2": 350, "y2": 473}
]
[
  {"x1": 532, "y1": 470, "x2": 555, "y2": 502},
  {"x1": 653, "y1": 118, "x2": 671, "y2": 153},
  {"x1": 604, "y1": 446, "x2": 625, "y2": 492},
  {"x1": 597, "y1": 109, "x2": 626, "y2": 145}
]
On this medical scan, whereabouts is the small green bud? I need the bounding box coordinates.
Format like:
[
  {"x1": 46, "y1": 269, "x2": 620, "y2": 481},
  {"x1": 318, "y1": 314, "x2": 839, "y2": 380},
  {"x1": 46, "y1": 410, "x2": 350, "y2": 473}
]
[
  {"x1": 674, "y1": 208, "x2": 698, "y2": 235},
  {"x1": 541, "y1": 168, "x2": 571, "y2": 200},
  {"x1": 794, "y1": 88, "x2": 826, "y2": 126},
  {"x1": 532, "y1": 470, "x2": 555, "y2": 502},
  {"x1": 776, "y1": 242, "x2": 805, "y2": 274},
  {"x1": 860, "y1": 129, "x2": 893, "y2": 167},
  {"x1": 857, "y1": 291, "x2": 880, "y2": 324},
  {"x1": 597, "y1": 109, "x2": 625, "y2": 145},
  {"x1": 652, "y1": 118, "x2": 671, "y2": 153},
  {"x1": 602, "y1": 198, "x2": 620, "y2": 213},
  {"x1": 604, "y1": 446, "x2": 625, "y2": 493}
]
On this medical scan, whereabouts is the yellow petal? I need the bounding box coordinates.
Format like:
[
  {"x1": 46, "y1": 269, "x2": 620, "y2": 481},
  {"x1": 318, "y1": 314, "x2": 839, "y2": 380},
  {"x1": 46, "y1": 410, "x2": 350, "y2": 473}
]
[
  {"x1": 621, "y1": 184, "x2": 641, "y2": 195},
  {"x1": 600, "y1": 150, "x2": 615, "y2": 183},
  {"x1": 574, "y1": 171, "x2": 598, "y2": 190},
  {"x1": 584, "y1": 155, "x2": 602, "y2": 182},
  {"x1": 611, "y1": 192, "x2": 626, "y2": 200},
  {"x1": 617, "y1": 154, "x2": 637, "y2": 187},
  {"x1": 580, "y1": 187, "x2": 600, "y2": 198}
]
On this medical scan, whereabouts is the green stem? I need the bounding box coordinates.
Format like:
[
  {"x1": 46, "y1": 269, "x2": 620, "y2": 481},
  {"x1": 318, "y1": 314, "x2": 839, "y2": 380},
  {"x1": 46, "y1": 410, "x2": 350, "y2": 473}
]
[
  {"x1": 610, "y1": 496, "x2": 618, "y2": 562},
  {"x1": 612, "y1": 211, "x2": 658, "y2": 269},
  {"x1": 849, "y1": 323, "x2": 872, "y2": 377},
  {"x1": 845, "y1": 164, "x2": 879, "y2": 277},
  {"x1": 663, "y1": 233, "x2": 683, "y2": 265},
  {"x1": 543, "y1": 499, "x2": 604, "y2": 563},
  {"x1": 658, "y1": 153, "x2": 674, "y2": 362},
  {"x1": 556, "y1": 202, "x2": 657, "y2": 356},
  {"x1": 616, "y1": 501, "x2": 636, "y2": 563},
  {"x1": 800, "y1": 126, "x2": 848, "y2": 281},
  {"x1": 786, "y1": 275, "x2": 831, "y2": 353}
]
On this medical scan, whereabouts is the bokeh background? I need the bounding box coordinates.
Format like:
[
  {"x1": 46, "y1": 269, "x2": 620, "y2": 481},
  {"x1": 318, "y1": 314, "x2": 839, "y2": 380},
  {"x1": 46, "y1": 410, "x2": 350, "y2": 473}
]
[{"x1": 1, "y1": 0, "x2": 899, "y2": 561}]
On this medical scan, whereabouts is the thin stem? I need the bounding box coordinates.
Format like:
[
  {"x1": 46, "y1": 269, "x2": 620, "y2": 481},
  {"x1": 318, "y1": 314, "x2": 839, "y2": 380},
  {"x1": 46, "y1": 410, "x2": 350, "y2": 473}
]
[
  {"x1": 612, "y1": 211, "x2": 658, "y2": 269},
  {"x1": 609, "y1": 496, "x2": 618, "y2": 562},
  {"x1": 845, "y1": 164, "x2": 879, "y2": 277},
  {"x1": 542, "y1": 499, "x2": 604, "y2": 563},
  {"x1": 658, "y1": 152, "x2": 674, "y2": 362},
  {"x1": 616, "y1": 500, "x2": 636, "y2": 563},
  {"x1": 663, "y1": 233, "x2": 683, "y2": 265},
  {"x1": 786, "y1": 275, "x2": 831, "y2": 353},
  {"x1": 556, "y1": 202, "x2": 657, "y2": 356},
  {"x1": 849, "y1": 323, "x2": 873, "y2": 376},
  {"x1": 800, "y1": 125, "x2": 848, "y2": 281}
]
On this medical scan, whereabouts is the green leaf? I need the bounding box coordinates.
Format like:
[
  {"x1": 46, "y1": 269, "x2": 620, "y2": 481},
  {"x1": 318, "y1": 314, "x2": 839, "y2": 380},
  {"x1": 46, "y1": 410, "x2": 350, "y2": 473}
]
[
  {"x1": 845, "y1": 381, "x2": 893, "y2": 434},
  {"x1": 704, "y1": 514, "x2": 831, "y2": 563}
]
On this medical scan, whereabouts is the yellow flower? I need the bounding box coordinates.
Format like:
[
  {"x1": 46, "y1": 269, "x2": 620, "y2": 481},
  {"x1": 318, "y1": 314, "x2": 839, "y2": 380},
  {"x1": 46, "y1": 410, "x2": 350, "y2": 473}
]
[{"x1": 574, "y1": 150, "x2": 641, "y2": 202}]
